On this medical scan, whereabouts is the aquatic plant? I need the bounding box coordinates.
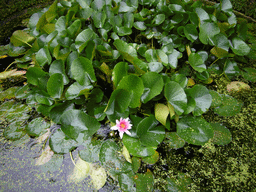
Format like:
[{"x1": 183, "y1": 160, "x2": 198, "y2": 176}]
[{"x1": 4, "y1": 0, "x2": 253, "y2": 190}]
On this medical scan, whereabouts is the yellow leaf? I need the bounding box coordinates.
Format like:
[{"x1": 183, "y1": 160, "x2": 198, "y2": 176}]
[
  {"x1": 187, "y1": 78, "x2": 195, "y2": 87},
  {"x1": 35, "y1": 146, "x2": 54, "y2": 166},
  {"x1": 167, "y1": 103, "x2": 175, "y2": 119},
  {"x1": 69, "y1": 157, "x2": 90, "y2": 183},
  {"x1": 122, "y1": 145, "x2": 132, "y2": 163},
  {"x1": 155, "y1": 103, "x2": 169, "y2": 126},
  {"x1": 89, "y1": 164, "x2": 107, "y2": 190}
]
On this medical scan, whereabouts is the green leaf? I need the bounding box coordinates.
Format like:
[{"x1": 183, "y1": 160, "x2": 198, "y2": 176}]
[
  {"x1": 60, "y1": 109, "x2": 101, "y2": 139},
  {"x1": 77, "y1": 0, "x2": 91, "y2": 8},
  {"x1": 170, "y1": 74, "x2": 188, "y2": 88},
  {"x1": 177, "y1": 116, "x2": 214, "y2": 145},
  {"x1": 136, "y1": 115, "x2": 165, "y2": 147},
  {"x1": 169, "y1": 4, "x2": 185, "y2": 12},
  {"x1": 36, "y1": 47, "x2": 52, "y2": 67},
  {"x1": 221, "y1": 0, "x2": 233, "y2": 13},
  {"x1": 29, "y1": 12, "x2": 43, "y2": 29},
  {"x1": 210, "y1": 123, "x2": 232, "y2": 145},
  {"x1": 214, "y1": 95, "x2": 243, "y2": 117},
  {"x1": 241, "y1": 67, "x2": 256, "y2": 82},
  {"x1": 165, "y1": 132, "x2": 186, "y2": 149},
  {"x1": 92, "y1": 11, "x2": 106, "y2": 28},
  {"x1": 4, "y1": 121, "x2": 26, "y2": 140},
  {"x1": 35, "y1": 91, "x2": 54, "y2": 106},
  {"x1": 46, "y1": 0, "x2": 58, "y2": 22},
  {"x1": 112, "y1": 62, "x2": 129, "y2": 88},
  {"x1": 26, "y1": 67, "x2": 47, "y2": 86},
  {"x1": 164, "y1": 81, "x2": 187, "y2": 115},
  {"x1": 124, "y1": 12, "x2": 134, "y2": 28},
  {"x1": 79, "y1": 139, "x2": 102, "y2": 163},
  {"x1": 114, "y1": 40, "x2": 147, "y2": 73},
  {"x1": 99, "y1": 140, "x2": 132, "y2": 176},
  {"x1": 47, "y1": 73, "x2": 64, "y2": 99},
  {"x1": 223, "y1": 59, "x2": 240, "y2": 79},
  {"x1": 67, "y1": 19, "x2": 82, "y2": 38},
  {"x1": 186, "y1": 84, "x2": 212, "y2": 116},
  {"x1": 117, "y1": 26, "x2": 133, "y2": 36},
  {"x1": 26, "y1": 117, "x2": 50, "y2": 137},
  {"x1": 195, "y1": 8, "x2": 210, "y2": 23},
  {"x1": 105, "y1": 89, "x2": 132, "y2": 115},
  {"x1": 142, "y1": 151, "x2": 159, "y2": 164},
  {"x1": 75, "y1": 29, "x2": 94, "y2": 53},
  {"x1": 184, "y1": 24, "x2": 198, "y2": 42},
  {"x1": 135, "y1": 170, "x2": 154, "y2": 192},
  {"x1": 49, "y1": 60, "x2": 69, "y2": 85},
  {"x1": 71, "y1": 57, "x2": 96, "y2": 86},
  {"x1": 55, "y1": 16, "x2": 66, "y2": 32},
  {"x1": 123, "y1": 134, "x2": 157, "y2": 157},
  {"x1": 141, "y1": 72, "x2": 164, "y2": 103},
  {"x1": 118, "y1": 172, "x2": 136, "y2": 192},
  {"x1": 188, "y1": 52, "x2": 206, "y2": 72},
  {"x1": 166, "y1": 172, "x2": 192, "y2": 192},
  {"x1": 10, "y1": 30, "x2": 35, "y2": 47},
  {"x1": 134, "y1": 21, "x2": 147, "y2": 31},
  {"x1": 65, "y1": 82, "x2": 93, "y2": 100},
  {"x1": 230, "y1": 37, "x2": 250, "y2": 56},
  {"x1": 153, "y1": 14, "x2": 165, "y2": 25},
  {"x1": 199, "y1": 22, "x2": 220, "y2": 45},
  {"x1": 119, "y1": 1, "x2": 136, "y2": 12},
  {"x1": 209, "y1": 90, "x2": 222, "y2": 108},
  {"x1": 49, "y1": 129, "x2": 78, "y2": 154},
  {"x1": 117, "y1": 75, "x2": 144, "y2": 108},
  {"x1": 167, "y1": 49, "x2": 182, "y2": 69},
  {"x1": 213, "y1": 33, "x2": 229, "y2": 52},
  {"x1": 50, "y1": 102, "x2": 75, "y2": 123}
]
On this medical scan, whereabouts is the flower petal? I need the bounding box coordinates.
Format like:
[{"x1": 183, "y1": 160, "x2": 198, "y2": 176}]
[
  {"x1": 119, "y1": 131, "x2": 124, "y2": 139},
  {"x1": 111, "y1": 126, "x2": 118, "y2": 130},
  {"x1": 125, "y1": 130, "x2": 131, "y2": 135}
]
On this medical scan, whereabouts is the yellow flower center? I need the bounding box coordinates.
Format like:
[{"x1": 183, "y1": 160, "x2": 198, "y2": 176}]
[{"x1": 120, "y1": 123, "x2": 125, "y2": 128}]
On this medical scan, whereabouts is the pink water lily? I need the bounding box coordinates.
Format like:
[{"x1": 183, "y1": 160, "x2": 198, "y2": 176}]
[{"x1": 111, "y1": 118, "x2": 132, "y2": 139}]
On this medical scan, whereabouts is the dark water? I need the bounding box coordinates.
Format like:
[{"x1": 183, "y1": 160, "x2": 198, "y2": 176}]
[{"x1": 0, "y1": 133, "x2": 119, "y2": 192}]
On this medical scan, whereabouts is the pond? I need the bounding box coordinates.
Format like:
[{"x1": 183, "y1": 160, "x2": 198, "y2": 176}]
[{"x1": 1, "y1": 0, "x2": 256, "y2": 191}]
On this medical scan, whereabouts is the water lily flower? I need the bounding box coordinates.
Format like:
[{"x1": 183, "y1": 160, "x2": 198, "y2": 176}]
[{"x1": 111, "y1": 118, "x2": 132, "y2": 139}]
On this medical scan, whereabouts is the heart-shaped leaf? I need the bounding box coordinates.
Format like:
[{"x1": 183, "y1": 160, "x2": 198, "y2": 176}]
[
  {"x1": 214, "y1": 95, "x2": 243, "y2": 117},
  {"x1": 60, "y1": 109, "x2": 101, "y2": 139},
  {"x1": 210, "y1": 122, "x2": 232, "y2": 145},
  {"x1": 136, "y1": 115, "x2": 165, "y2": 147},
  {"x1": 185, "y1": 84, "x2": 212, "y2": 116},
  {"x1": 112, "y1": 62, "x2": 129, "y2": 88},
  {"x1": 188, "y1": 52, "x2": 206, "y2": 72},
  {"x1": 122, "y1": 134, "x2": 157, "y2": 157},
  {"x1": 10, "y1": 30, "x2": 35, "y2": 47},
  {"x1": 141, "y1": 72, "x2": 164, "y2": 103},
  {"x1": 164, "y1": 81, "x2": 187, "y2": 115},
  {"x1": 71, "y1": 56, "x2": 96, "y2": 86},
  {"x1": 177, "y1": 116, "x2": 214, "y2": 145},
  {"x1": 75, "y1": 29, "x2": 94, "y2": 53},
  {"x1": 117, "y1": 75, "x2": 144, "y2": 108},
  {"x1": 230, "y1": 37, "x2": 250, "y2": 56},
  {"x1": 26, "y1": 117, "x2": 50, "y2": 137},
  {"x1": 199, "y1": 22, "x2": 220, "y2": 45},
  {"x1": 47, "y1": 73, "x2": 64, "y2": 99},
  {"x1": 49, "y1": 129, "x2": 78, "y2": 154}
]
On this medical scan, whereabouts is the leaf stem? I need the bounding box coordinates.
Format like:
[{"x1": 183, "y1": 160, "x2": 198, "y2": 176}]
[{"x1": 70, "y1": 151, "x2": 83, "y2": 172}]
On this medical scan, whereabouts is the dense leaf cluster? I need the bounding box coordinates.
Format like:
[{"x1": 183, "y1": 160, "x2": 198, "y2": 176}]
[{"x1": 7, "y1": 0, "x2": 252, "y2": 190}]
